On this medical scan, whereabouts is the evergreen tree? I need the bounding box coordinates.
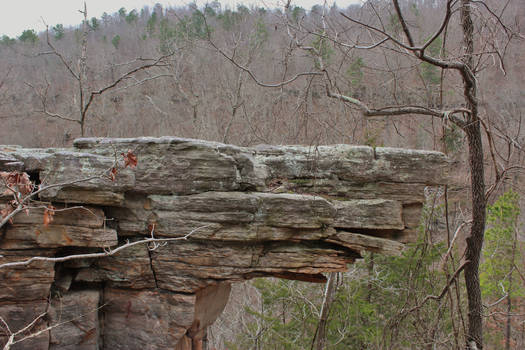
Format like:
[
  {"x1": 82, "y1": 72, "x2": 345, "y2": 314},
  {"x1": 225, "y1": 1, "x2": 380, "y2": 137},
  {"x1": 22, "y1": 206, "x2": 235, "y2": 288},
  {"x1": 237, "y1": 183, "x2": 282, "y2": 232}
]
[
  {"x1": 52, "y1": 24, "x2": 65, "y2": 40},
  {"x1": 480, "y1": 190, "x2": 525, "y2": 349},
  {"x1": 18, "y1": 29, "x2": 38, "y2": 44},
  {"x1": 111, "y1": 34, "x2": 120, "y2": 49},
  {"x1": 126, "y1": 10, "x2": 139, "y2": 24},
  {"x1": 0, "y1": 35, "x2": 15, "y2": 46}
]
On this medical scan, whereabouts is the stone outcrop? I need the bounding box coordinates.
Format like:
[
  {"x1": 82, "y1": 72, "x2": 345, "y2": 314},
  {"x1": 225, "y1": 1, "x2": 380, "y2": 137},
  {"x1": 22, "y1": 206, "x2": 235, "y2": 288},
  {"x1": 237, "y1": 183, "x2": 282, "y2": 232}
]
[{"x1": 0, "y1": 137, "x2": 450, "y2": 349}]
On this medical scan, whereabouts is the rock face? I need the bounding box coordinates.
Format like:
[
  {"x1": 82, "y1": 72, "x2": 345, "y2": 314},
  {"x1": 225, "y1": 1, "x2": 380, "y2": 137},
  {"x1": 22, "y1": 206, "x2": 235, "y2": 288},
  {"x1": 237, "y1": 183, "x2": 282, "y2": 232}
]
[{"x1": 0, "y1": 137, "x2": 450, "y2": 349}]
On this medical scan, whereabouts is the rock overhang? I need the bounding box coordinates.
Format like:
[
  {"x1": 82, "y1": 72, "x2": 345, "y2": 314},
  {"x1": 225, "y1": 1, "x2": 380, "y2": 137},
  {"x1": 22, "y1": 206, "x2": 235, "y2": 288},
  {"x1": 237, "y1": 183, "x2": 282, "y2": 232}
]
[{"x1": 0, "y1": 137, "x2": 450, "y2": 349}]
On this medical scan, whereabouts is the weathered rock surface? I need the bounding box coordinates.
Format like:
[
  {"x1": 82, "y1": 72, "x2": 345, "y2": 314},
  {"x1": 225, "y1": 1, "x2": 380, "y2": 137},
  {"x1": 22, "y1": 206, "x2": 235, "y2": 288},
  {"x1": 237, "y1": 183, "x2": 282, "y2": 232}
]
[
  {"x1": 0, "y1": 137, "x2": 449, "y2": 349},
  {"x1": 48, "y1": 290, "x2": 100, "y2": 350},
  {"x1": 102, "y1": 288, "x2": 195, "y2": 350}
]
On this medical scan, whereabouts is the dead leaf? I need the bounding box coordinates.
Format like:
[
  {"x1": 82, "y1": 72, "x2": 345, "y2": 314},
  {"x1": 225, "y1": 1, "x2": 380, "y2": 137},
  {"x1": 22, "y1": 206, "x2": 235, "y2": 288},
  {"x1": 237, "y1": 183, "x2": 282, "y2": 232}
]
[
  {"x1": 122, "y1": 150, "x2": 138, "y2": 168},
  {"x1": 1, "y1": 171, "x2": 33, "y2": 196},
  {"x1": 16, "y1": 172, "x2": 33, "y2": 195},
  {"x1": 43, "y1": 205, "x2": 56, "y2": 227},
  {"x1": 109, "y1": 167, "x2": 118, "y2": 182}
]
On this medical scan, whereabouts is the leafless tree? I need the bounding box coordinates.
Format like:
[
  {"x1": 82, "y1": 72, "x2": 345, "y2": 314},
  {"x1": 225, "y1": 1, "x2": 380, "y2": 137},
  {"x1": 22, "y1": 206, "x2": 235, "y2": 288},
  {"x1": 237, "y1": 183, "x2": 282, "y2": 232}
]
[
  {"x1": 28, "y1": 2, "x2": 171, "y2": 138},
  {"x1": 205, "y1": 1, "x2": 523, "y2": 348},
  {"x1": 312, "y1": 272, "x2": 337, "y2": 350}
]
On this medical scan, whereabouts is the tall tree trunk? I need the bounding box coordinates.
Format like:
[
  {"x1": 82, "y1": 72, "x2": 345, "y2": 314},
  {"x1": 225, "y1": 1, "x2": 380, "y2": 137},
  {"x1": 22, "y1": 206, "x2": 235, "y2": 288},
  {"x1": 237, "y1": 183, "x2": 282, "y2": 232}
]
[
  {"x1": 506, "y1": 224, "x2": 518, "y2": 350},
  {"x1": 506, "y1": 277, "x2": 512, "y2": 350},
  {"x1": 463, "y1": 128, "x2": 485, "y2": 349},
  {"x1": 79, "y1": 2, "x2": 89, "y2": 137},
  {"x1": 460, "y1": 1, "x2": 486, "y2": 348},
  {"x1": 314, "y1": 272, "x2": 337, "y2": 350},
  {"x1": 367, "y1": 253, "x2": 374, "y2": 303}
]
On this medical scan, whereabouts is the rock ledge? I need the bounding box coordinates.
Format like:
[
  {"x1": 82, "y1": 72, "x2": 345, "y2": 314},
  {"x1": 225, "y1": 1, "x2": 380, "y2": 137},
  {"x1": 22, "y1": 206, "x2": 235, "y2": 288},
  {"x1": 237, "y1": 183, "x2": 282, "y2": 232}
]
[{"x1": 0, "y1": 137, "x2": 449, "y2": 349}]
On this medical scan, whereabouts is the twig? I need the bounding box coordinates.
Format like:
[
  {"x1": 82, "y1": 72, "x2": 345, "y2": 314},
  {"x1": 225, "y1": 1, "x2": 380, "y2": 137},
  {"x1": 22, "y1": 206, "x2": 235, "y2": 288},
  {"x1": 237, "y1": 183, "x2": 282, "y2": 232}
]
[
  {"x1": 442, "y1": 221, "x2": 469, "y2": 265},
  {"x1": 404, "y1": 260, "x2": 469, "y2": 314},
  {"x1": 2, "y1": 303, "x2": 109, "y2": 350},
  {"x1": 0, "y1": 225, "x2": 210, "y2": 269}
]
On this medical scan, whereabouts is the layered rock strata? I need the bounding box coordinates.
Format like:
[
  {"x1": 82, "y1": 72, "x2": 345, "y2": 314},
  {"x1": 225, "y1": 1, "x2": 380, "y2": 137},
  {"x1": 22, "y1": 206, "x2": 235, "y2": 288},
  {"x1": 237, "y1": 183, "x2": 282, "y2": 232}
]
[{"x1": 0, "y1": 137, "x2": 450, "y2": 349}]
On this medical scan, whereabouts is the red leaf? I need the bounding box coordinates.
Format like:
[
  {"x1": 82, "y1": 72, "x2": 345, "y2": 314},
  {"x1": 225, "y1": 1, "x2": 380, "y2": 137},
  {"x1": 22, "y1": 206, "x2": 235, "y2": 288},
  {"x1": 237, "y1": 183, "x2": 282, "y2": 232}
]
[
  {"x1": 16, "y1": 172, "x2": 33, "y2": 195},
  {"x1": 1, "y1": 171, "x2": 33, "y2": 196},
  {"x1": 122, "y1": 150, "x2": 138, "y2": 168},
  {"x1": 43, "y1": 205, "x2": 56, "y2": 227},
  {"x1": 109, "y1": 167, "x2": 118, "y2": 182}
]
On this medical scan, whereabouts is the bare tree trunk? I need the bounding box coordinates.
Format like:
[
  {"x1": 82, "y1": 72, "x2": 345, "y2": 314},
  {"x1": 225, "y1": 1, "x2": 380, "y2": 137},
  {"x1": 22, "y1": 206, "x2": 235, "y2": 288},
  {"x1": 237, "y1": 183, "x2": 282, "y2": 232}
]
[
  {"x1": 463, "y1": 128, "x2": 485, "y2": 350},
  {"x1": 506, "y1": 277, "x2": 512, "y2": 350},
  {"x1": 367, "y1": 253, "x2": 374, "y2": 303},
  {"x1": 79, "y1": 1, "x2": 89, "y2": 137},
  {"x1": 314, "y1": 272, "x2": 337, "y2": 350},
  {"x1": 506, "y1": 222, "x2": 518, "y2": 350},
  {"x1": 460, "y1": 1, "x2": 486, "y2": 349}
]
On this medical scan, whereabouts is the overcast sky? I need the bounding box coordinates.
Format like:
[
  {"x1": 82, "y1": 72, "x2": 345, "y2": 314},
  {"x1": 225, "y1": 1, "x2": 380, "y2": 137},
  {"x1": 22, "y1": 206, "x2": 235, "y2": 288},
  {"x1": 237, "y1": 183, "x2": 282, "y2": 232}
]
[{"x1": 0, "y1": 0, "x2": 362, "y2": 37}]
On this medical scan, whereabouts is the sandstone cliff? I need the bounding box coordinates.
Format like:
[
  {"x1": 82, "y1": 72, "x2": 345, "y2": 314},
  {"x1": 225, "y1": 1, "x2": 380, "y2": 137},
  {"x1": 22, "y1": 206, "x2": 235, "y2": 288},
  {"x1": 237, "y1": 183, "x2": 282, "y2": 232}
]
[{"x1": 0, "y1": 137, "x2": 449, "y2": 349}]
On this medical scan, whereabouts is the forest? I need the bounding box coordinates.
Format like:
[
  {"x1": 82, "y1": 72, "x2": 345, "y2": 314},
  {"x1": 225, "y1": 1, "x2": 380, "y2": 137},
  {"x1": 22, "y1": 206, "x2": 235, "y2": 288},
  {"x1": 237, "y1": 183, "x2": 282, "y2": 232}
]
[{"x1": 0, "y1": 0, "x2": 525, "y2": 348}]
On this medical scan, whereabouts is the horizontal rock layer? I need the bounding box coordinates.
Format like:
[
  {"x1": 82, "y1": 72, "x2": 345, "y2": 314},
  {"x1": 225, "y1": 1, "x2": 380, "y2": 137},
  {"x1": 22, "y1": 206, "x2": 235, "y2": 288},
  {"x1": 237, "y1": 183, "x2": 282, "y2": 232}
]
[{"x1": 0, "y1": 137, "x2": 449, "y2": 349}]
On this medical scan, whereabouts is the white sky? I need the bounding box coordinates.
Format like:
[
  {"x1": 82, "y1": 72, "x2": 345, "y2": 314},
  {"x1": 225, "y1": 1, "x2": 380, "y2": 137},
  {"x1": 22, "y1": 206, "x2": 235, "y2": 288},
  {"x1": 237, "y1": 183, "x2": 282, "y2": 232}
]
[{"x1": 0, "y1": 0, "x2": 362, "y2": 37}]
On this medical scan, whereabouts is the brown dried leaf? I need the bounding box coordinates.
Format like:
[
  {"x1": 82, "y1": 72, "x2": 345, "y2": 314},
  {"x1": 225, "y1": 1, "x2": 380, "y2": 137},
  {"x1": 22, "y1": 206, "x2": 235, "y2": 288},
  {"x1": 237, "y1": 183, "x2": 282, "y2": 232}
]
[
  {"x1": 1, "y1": 171, "x2": 33, "y2": 196},
  {"x1": 122, "y1": 150, "x2": 138, "y2": 168},
  {"x1": 17, "y1": 172, "x2": 33, "y2": 195},
  {"x1": 109, "y1": 167, "x2": 118, "y2": 182},
  {"x1": 43, "y1": 205, "x2": 56, "y2": 227}
]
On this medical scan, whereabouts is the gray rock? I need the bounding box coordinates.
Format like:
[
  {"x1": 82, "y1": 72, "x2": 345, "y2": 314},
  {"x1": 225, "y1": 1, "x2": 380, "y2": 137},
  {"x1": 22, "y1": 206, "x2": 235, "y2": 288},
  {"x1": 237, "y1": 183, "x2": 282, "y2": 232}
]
[
  {"x1": 333, "y1": 199, "x2": 404, "y2": 230},
  {"x1": 48, "y1": 290, "x2": 100, "y2": 350},
  {"x1": 0, "y1": 300, "x2": 49, "y2": 350},
  {"x1": 102, "y1": 288, "x2": 195, "y2": 350},
  {"x1": 1, "y1": 225, "x2": 117, "y2": 249},
  {"x1": 0, "y1": 137, "x2": 450, "y2": 349},
  {"x1": 0, "y1": 249, "x2": 55, "y2": 301}
]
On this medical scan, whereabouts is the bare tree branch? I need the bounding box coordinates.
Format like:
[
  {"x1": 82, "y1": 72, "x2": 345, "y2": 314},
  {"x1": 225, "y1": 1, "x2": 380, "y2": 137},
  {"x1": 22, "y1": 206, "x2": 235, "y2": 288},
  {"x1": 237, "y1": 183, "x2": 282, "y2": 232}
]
[
  {"x1": 339, "y1": 8, "x2": 466, "y2": 71},
  {"x1": 405, "y1": 260, "x2": 469, "y2": 314},
  {"x1": 202, "y1": 15, "x2": 322, "y2": 88},
  {"x1": 0, "y1": 225, "x2": 209, "y2": 269},
  {"x1": 40, "y1": 25, "x2": 80, "y2": 81},
  {"x1": 83, "y1": 54, "x2": 171, "y2": 116},
  {"x1": 2, "y1": 311, "x2": 47, "y2": 350},
  {"x1": 24, "y1": 82, "x2": 80, "y2": 124}
]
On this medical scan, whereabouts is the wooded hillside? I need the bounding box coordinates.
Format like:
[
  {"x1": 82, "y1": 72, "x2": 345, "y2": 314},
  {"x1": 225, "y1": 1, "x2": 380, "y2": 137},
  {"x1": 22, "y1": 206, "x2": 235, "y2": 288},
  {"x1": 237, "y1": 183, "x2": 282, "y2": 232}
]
[{"x1": 0, "y1": 0, "x2": 521, "y2": 151}]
